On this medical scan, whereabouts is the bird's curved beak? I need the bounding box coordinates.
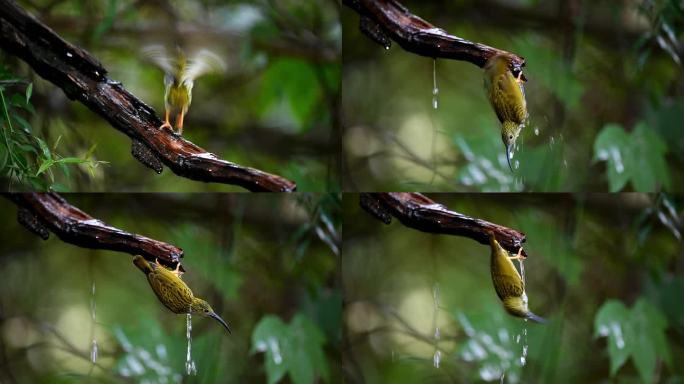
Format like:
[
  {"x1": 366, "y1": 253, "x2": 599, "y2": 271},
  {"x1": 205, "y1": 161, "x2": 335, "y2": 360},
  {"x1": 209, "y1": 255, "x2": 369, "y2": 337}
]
[
  {"x1": 209, "y1": 312, "x2": 232, "y2": 334},
  {"x1": 506, "y1": 144, "x2": 514, "y2": 172}
]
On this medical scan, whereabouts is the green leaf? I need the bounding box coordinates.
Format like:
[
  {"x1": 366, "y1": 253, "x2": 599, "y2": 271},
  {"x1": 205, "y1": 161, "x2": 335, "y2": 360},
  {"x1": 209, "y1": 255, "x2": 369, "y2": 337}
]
[
  {"x1": 251, "y1": 315, "x2": 289, "y2": 384},
  {"x1": 35, "y1": 137, "x2": 52, "y2": 160},
  {"x1": 25, "y1": 83, "x2": 32, "y2": 103},
  {"x1": 594, "y1": 300, "x2": 631, "y2": 375},
  {"x1": 36, "y1": 159, "x2": 55, "y2": 176},
  {"x1": 631, "y1": 299, "x2": 671, "y2": 382},
  {"x1": 593, "y1": 124, "x2": 630, "y2": 192},
  {"x1": 258, "y1": 58, "x2": 321, "y2": 131},
  {"x1": 54, "y1": 157, "x2": 90, "y2": 164},
  {"x1": 251, "y1": 313, "x2": 329, "y2": 384},
  {"x1": 593, "y1": 122, "x2": 670, "y2": 191},
  {"x1": 630, "y1": 123, "x2": 670, "y2": 191},
  {"x1": 11, "y1": 115, "x2": 31, "y2": 134},
  {"x1": 594, "y1": 298, "x2": 671, "y2": 382}
]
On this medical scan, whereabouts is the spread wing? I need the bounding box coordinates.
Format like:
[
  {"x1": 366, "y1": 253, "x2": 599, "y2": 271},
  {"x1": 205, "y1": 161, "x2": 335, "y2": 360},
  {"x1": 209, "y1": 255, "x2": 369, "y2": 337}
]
[
  {"x1": 141, "y1": 45, "x2": 176, "y2": 75},
  {"x1": 182, "y1": 49, "x2": 226, "y2": 83},
  {"x1": 147, "y1": 266, "x2": 193, "y2": 313}
]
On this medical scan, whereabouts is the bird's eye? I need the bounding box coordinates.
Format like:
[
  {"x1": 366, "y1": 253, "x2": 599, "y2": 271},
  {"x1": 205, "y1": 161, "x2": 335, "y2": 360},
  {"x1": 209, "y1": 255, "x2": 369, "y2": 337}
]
[
  {"x1": 509, "y1": 135, "x2": 513, "y2": 139},
  {"x1": 511, "y1": 68, "x2": 520, "y2": 78}
]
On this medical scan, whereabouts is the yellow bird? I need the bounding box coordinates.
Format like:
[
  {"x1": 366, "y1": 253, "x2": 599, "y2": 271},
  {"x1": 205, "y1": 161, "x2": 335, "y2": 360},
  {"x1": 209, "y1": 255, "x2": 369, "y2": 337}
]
[
  {"x1": 133, "y1": 255, "x2": 231, "y2": 333},
  {"x1": 483, "y1": 54, "x2": 528, "y2": 172},
  {"x1": 488, "y1": 233, "x2": 546, "y2": 323},
  {"x1": 142, "y1": 45, "x2": 226, "y2": 135}
]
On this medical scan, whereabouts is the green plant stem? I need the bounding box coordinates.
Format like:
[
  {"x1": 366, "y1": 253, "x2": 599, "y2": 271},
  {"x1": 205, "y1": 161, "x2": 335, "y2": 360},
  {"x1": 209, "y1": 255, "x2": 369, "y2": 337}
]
[{"x1": 0, "y1": 88, "x2": 17, "y2": 163}]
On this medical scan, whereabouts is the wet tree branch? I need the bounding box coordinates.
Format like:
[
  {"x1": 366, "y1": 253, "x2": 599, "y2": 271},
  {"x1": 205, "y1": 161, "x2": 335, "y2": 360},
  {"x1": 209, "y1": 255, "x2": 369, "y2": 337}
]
[
  {"x1": 0, "y1": 0, "x2": 296, "y2": 192},
  {"x1": 343, "y1": 0, "x2": 526, "y2": 74},
  {"x1": 3, "y1": 192, "x2": 185, "y2": 271},
  {"x1": 360, "y1": 192, "x2": 527, "y2": 256}
]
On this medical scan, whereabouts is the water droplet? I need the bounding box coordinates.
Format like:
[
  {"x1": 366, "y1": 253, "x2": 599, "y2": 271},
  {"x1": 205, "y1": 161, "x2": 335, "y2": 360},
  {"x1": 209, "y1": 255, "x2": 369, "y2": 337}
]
[
  {"x1": 432, "y1": 59, "x2": 439, "y2": 109},
  {"x1": 433, "y1": 350, "x2": 442, "y2": 368},
  {"x1": 520, "y1": 346, "x2": 528, "y2": 366},
  {"x1": 514, "y1": 160, "x2": 520, "y2": 170},
  {"x1": 534, "y1": 127, "x2": 540, "y2": 136},
  {"x1": 186, "y1": 313, "x2": 197, "y2": 375},
  {"x1": 384, "y1": 45, "x2": 390, "y2": 50},
  {"x1": 91, "y1": 340, "x2": 98, "y2": 363},
  {"x1": 66, "y1": 52, "x2": 73, "y2": 58}
]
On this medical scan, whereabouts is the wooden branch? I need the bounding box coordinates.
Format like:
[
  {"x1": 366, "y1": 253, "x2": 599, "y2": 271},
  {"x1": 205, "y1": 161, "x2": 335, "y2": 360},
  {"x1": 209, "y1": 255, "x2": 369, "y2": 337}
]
[
  {"x1": 360, "y1": 192, "x2": 527, "y2": 256},
  {"x1": 0, "y1": 0, "x2": 296, "y2": 192},
  {"x1": 4, "y1": 192, "x2": 185, "y2": 271},
  {"x1": 344, "y1": 0, "x2": 526, "y2": 75}
]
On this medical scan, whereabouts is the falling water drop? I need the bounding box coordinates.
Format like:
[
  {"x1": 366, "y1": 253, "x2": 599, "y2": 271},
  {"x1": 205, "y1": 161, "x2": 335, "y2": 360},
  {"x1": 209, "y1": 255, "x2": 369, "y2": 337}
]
[
  {"x1": 186, "y1": 313, "x2": 197, "y2": 375},
  {"x1": 433, "y1": 350, "x2": 442, "y2": 368},
  {"x1": 514, "y1": 160, "x2": 520, "y2": 170},
  {"x1": 534, "y1": 127, "x2": 540, "y2": 136},
  {"x1": 520, "y1": 322, "x2": 528, "y2": 366},
  {"x1": 90, "y1": 281, "x2": 98, "y2": 364},
  {"x1": 432, "y1": 59, "x2": 439, "y2": 109},
  {"x1": 517, "y1": 258, "x2": 525, "y2": 286},
  {"x1": 500, "y1": 370, "x2": 506, "y2": 383},
  {"x1": 91, "y1": 340, "x2": 98, "y2": 363}
]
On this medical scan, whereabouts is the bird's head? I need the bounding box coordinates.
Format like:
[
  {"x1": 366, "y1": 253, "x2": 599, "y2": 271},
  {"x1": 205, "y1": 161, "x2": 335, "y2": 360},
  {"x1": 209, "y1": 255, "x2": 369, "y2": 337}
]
[
  {"x1": 501, "y1": 122, "x2": 520, "y2": 172},
  {"x1": 190, "y1": 298, "x2": 231, "y2": 334}
]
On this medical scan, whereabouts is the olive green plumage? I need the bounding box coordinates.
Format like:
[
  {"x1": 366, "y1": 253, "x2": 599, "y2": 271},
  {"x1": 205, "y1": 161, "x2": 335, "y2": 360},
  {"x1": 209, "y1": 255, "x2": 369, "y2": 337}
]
[
  {"x1": 483, "y1": 54, "x2": 528, "y2": 172},
  {"x1": 142, "y1": 45, "x2": 225, "y2": 135},
  {"x1": 133, "y1": 255, "x2": 231, "y2": 333},
  {"x1": 488, "y1": 234, "x2": 546, "y2": 323}
]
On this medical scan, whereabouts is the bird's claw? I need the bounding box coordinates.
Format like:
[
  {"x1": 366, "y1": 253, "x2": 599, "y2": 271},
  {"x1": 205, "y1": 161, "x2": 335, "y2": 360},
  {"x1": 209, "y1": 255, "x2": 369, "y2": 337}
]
[
  {"x1": 159, "y1": 121, "x2": 174, "y2": 131},
  {"x1": 172, "y1": 261, "x2": 184, "y2": 278},
  {"x1": 508, "y1": 247, "x2": 526, "y2": 260}
]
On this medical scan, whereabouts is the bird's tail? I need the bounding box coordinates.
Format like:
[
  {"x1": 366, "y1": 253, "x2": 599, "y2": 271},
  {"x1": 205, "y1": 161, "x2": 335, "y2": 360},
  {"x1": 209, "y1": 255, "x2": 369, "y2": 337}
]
[
  {"x1": 526, "y1": 311, "x2": 548, "y2": 324},
  {"x1": 133, "y1": 255, "x2": 153, "y2": 275}
]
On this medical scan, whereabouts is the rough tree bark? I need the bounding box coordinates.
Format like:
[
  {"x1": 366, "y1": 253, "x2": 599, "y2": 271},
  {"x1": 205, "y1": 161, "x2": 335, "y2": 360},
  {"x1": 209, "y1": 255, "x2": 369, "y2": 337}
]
[
  {"x1": 360, "y1": 192, "x2": 528, "y2": 256},
  {"x1": 4, "y1": 192, "x2": 185, "y2": 271},
  {"x1": 0, "y1": 0, "x2": 296, "y2": 192},
  {"x1": 344, "y1": 0, "x2": 527, "y2": 76}
]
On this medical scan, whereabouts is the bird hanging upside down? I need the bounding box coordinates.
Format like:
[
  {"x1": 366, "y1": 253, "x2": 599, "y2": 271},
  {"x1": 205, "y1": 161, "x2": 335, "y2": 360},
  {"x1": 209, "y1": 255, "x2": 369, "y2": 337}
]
[
  {"x1": 483, "y1": 54, "x2": 528, "y2": 172},
  {"x1": 133, "y1": 255, "x2": 231, "y2": 333},
  {"x1": 488, "y1": 233, "x2": 546, "y2": 323},
  {"x1": 142, "y1": 45, "x2": 226, "y2": 135}
]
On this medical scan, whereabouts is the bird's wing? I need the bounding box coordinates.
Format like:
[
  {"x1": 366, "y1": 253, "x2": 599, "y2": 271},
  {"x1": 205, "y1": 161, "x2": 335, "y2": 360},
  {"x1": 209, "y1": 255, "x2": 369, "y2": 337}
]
[
  {"x1": 147, "y1": 266, "x2": 194, "y2": 313},
  {"x1": 494, "y1": 71, "x2": 527, "y2": 124},
  {"x1": 182, "y1": 49, "x2": 226, "y2": 83},
  {"x1": 492, "y1": 271, "x2": 525, "y2": 301},
  {"x1": 141, "y1": 45, "x2": 176, "y2": 75}
]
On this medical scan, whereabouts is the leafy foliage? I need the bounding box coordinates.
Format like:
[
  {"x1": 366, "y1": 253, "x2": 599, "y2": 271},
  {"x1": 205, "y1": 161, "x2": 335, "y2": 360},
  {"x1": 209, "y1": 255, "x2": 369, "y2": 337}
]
[
  {"x1": 594, "y1": 298, "x2": 671, "y2": 382},
  {"x1": 251, "y1": 313, "x2": 330, "y2": 384},
  {"x1": 0, "y1": 65, "x2": 106, "y2": 190},
  {"x1": 593, "y1": 122, "x2": 670, "y2": 191}
]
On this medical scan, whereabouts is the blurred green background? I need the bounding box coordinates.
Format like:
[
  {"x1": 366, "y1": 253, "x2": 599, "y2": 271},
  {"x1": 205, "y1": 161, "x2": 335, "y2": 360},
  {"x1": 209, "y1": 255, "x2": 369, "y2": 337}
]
[
  {"x1": 0, "y1": 193, "x2": 341, "y2": 383},
  {"x1": 342, "y1": 0, "x2": 684, "y2": 192},
  {"x1": 1, "y1": 0, "x2": 340, "y2": 192},
  {"x1": 343, "y1": 193, "x2": 684, "y2": 383}
]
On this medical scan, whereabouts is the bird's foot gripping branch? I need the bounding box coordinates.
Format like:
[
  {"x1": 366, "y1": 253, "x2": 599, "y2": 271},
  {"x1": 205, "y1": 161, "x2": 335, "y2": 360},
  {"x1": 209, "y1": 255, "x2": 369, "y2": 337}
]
[{"x1": 0, "y1": 1, "x2": 296, "y2": 192}]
